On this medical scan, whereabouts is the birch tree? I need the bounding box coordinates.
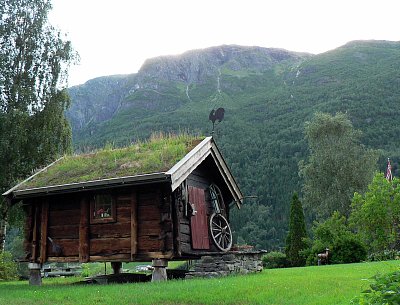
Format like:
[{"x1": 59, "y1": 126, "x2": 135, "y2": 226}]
[
  {"x1": 0, "y1": 0, "x2": 75, "y2": 251},
  {"x1": 299, "y1": 112, "x2": 378, "y2": 219}
]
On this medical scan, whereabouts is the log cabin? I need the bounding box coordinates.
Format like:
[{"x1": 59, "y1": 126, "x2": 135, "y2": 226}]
[{"x1": 3, "y1": 134, "x2": 243, "y2": 284}]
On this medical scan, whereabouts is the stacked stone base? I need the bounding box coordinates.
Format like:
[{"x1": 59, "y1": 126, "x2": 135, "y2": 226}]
[{"x1": 185, "y1": 251, "x2": 265, "y2": 279}]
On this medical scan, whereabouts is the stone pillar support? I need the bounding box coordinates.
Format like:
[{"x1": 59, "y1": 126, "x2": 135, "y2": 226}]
[
  {"x1": 111, "y1": 262, "x2": 123, "y2": 274},
  {"x1": 28, "y1": 263, "x2": 42, "y2": 286},
  {"x1": 151, "y1": 259, "x2": 168, "y2": 282}
]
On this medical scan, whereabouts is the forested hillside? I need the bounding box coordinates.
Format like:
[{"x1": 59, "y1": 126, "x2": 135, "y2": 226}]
[{"x1": 67, "y1": 41, "x2": 400, "y2": 249}]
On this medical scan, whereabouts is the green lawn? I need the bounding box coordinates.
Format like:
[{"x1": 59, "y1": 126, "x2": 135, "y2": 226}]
[{"x1": 0, "y1": 261, "x2": 398, "y2": 305}]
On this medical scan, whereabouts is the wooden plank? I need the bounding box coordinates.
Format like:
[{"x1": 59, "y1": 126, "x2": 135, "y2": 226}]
[
  {"x1": 138, "y1": 205, "x2": 160, "y2": 221},
  {"x1": 79, "y1": 197, "x2": 90, "y2": 262},
  {"x1": 23, "y1": 205, "x2": 33, "y2": 259},
  {"x1": 137, "y1": 192, "x2": 160, "y2": 206},
  {"x1": 48, "y1": 225, "x2": 79, "y2": 239},
  {"x1": 180, "y1": 242, "x2": 192, "y2": 254},
  {"x1": 164, "y1": 232, "x2": 174, "y2": 251},
  {"x1": 172, "y1": 191, "x2": 181, "y2": 257},
  {"x1": 180, "y1": 232, "x2": 191, "y2": 243},
  {"x1": 31, "y1": 204, "x2": 39, "y2": 262},
  {"x1": 39, "y1": 201, "x2": 49, "y2": 264},
  {"x1": 48, "y1": 209, "x2": 80, "y2": 226},
  {"x1": 139, "y1": 226, "x2": 162, "y2": 236},
  {"x1": 47, "y1": 256, "x2": 79, "y2": 263},
  {"x1": 137, "y1": 237, "x2": 162, "y2": 251},
  {"x1": 89, "y1": 254, "x2": 131, "y2": 262},
  {"x1": 90, "y1": 222, "x2": 130, "y2": 239},
  {"x1": 180, "y1": 217, "x2": 190, "y2": 225},
  {"x1": 47, "y1": 239, "x2": 79, "y2": 256},
  {"x1": 90, "y1": 237, "x2": 131, "y2": 256},
  {"x1": 180, "y1": 223, "x2": 191, "y2": 235},
  {"x1": 135, "y1": 251, "x2": 174, "y2": 260},
  {"x1": 138, "y1": 220, "x2": 161, "y2": 234},
  {"x1": 116, "y1": 199, "x2": 131, "y2": 207},
  {"x1": 131, "y1": 191, "x2": 138, "y2": 259},
  {"x1": 167, "y1": 137, "x2": 212, "y2": 191},
  {"x1": 48, "y1": 199, "x2": 80, "y2": 211},
  {"x1": 116, "y1": 206, "x2": 131, "y2": 223}
]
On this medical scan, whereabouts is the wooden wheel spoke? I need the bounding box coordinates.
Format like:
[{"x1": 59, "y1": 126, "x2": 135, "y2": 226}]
[
  {"x1": 214, "y1": 231, "x2": 222, "y2": 239},
  {"x1": 224, "y1": 235, "x2": 230, "y2": 244},
  {"x1": 212, "y1": 220, "x2": 222, "y2": 229}
]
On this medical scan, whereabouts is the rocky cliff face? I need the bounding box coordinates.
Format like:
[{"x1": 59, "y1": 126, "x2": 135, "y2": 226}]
[
  {"x1": 67, "y1": 45, "x2": 309, "y2": 132},
  {"x1": 67, "y1": 75, "x2": 136, "y2": 131},
  {"x1": 139, "y1": 45, "x2": 308, "y2": 82}
]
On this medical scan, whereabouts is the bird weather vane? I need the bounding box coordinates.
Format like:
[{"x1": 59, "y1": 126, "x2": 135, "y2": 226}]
[{"x1": 209, "y1": 107, "x2": 225, "y2": 136}]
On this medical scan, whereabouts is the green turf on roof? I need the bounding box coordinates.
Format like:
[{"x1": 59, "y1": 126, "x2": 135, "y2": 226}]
[{"x1": 18, "y1": 134, "x2": 203, "y2": 190}]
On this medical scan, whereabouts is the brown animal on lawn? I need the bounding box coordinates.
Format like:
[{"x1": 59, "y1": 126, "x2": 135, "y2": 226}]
[{"x1": 317, "y1": 248, "x2": 329, "y2": 265}]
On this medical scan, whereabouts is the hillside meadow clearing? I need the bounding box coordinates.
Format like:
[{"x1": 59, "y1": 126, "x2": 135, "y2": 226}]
[{"x1": 0, "y1": 260, "x2": 398, "y2": 305}]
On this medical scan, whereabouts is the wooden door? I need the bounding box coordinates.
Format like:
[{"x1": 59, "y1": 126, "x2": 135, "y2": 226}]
[{"x1": 189, "y1": 186, "x2": 210, "y2": 250}]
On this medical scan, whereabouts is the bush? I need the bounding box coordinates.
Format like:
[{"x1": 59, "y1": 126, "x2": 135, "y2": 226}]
[
  {"x1": 353, "y1": 270, "x2": 400, "y2": 305},
  {"x1": 306, "y1": 212, "x2": 367, "y2": 265},
  {"x1": 305, "y1": 240, "x2": 326, "y2": 266},
  {"x1": 0, "y1": 251, "x2": 18, "y2": 280},
  {"x1": 262, "y1": 252, "x2": 288, "y2": 269},
  {"x1": 330, "y1": 235, "x2": 367, "y2": 264},
  {"x1": 368, "y1": 250, "x2": 400, "y2": 262}
]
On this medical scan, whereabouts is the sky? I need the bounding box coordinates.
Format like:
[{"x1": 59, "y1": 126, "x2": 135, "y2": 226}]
[{"x1": 49, "y1": 0, "x2": 400, "y2": 86}]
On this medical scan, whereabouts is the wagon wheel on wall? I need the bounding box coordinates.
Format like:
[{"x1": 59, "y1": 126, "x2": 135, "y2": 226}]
[{"x1": 209, "y1": 213, "x2": 232, "y2": 252}]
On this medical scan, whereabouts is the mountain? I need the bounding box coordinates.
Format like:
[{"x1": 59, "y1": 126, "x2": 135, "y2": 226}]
[{"x1": 67, "y1": 41, "x2": 400, "y2": 249}]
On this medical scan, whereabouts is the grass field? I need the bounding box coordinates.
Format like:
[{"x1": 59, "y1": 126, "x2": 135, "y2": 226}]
[{"x1": 0, "y1": 260, "x2": 398, "y2": 305}]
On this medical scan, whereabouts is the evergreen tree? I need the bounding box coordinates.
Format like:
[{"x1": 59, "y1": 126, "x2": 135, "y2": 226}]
[
  {"x1": 0, "y1": 0, "x2": 76, "y2": 251},
  {"x1": 285, "y1": 192, "x2": 307, "y2": 266}
]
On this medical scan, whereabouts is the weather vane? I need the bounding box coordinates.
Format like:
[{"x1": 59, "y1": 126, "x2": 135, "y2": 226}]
[{"x1": 209, "y1": 107, "x2": 225, "y2": 136}]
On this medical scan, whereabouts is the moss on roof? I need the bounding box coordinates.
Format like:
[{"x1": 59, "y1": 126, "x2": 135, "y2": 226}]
[{"x1": 18, "y1": 133, "x2": 203, "y2": 190}]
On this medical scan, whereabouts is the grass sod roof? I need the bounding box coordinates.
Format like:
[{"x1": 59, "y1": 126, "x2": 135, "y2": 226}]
[{"x1": 17, "y1": 133, "x2": 204, "y2": 191}]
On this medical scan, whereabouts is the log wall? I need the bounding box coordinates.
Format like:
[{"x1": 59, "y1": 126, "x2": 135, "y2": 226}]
[{"x1": 23, "y1": 183, "x2": 174, "y2": 263}]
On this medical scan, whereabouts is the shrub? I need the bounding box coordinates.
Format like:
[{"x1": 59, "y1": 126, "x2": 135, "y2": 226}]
[
  {"x1": 353, "y1": 270, "x2": 400, "y2": 305},
  {"x1": 306, "y1": 212, "x2": 367, "y2": 265},
  {"x1": 80, "y1": 263, "x2": 90, "y2": 277},
  {"x1": 368, "y1": 250, "x2": 400, "y2": 262},
  {"x1": 0, "y1": 251, "x2": 18, "y2": 280},
  {"x1": 305, "y1": 240, "x2": 327, "y2": 266},
  {"x1": 262, "y1": 252, "x2": 287, "y2": 269},
  {"x1": 330, "y1": 235, "x2": 367, "y2": 264}
]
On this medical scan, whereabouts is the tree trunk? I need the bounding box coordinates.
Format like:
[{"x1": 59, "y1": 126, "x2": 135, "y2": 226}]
[
  {"x1": 0, "y1": 204, "x2": 9, "y2": 252},
  {"x1": 0, "y1": 219, "x2": 7, "y2": 252}
]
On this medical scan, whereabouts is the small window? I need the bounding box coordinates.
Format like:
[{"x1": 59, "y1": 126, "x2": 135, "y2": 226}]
[{"x1": 90, "y1": 194, "x2": 116, "y2": 224}]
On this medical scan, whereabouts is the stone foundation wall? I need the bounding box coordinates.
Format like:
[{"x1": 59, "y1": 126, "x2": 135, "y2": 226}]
[{"x1": 185, "y1": 251, "x2": 265, "y2": 279}]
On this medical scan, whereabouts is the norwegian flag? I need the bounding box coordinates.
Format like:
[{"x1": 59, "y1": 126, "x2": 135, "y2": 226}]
[{"x1": 385, "y1": 158, "x2": 393, "y2": 182}]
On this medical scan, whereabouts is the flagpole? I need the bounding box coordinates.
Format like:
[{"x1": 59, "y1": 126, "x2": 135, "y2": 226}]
[{"x1": 386, "y1": 157, "x2": 393, "y2": 182}]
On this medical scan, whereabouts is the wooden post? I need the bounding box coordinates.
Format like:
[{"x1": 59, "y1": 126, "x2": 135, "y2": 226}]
[
  {"x1": 79, "y1": 197, "x2": 90, "y2": 262},
  {"x1": 23, "y1": 204, "x2": 34, "y2": 260},
  {"x1": 151, "y1": 259, "x2": 168, "y2": 282},
  {"x1": 172, "y1": 191, "x2": 182, "y2": 257},
  {"x1": 111, "y1": 262, "x2": 123, "y2": 274},
  {"x1": 130, "y1": 191, "x2": 138, "y2": 260},
  {"x1": 28, "y1": 263, "x2": 42, "y2": 286},
  {"x1": 31, "y1": 204, "x2": 39, "y2": 262},
  {"x1": 39, "y1": 201, "x2": 49, "y2": 264}
]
